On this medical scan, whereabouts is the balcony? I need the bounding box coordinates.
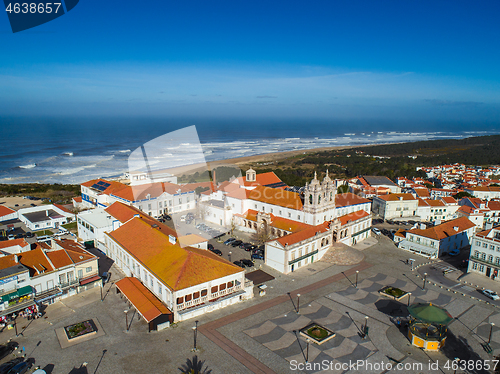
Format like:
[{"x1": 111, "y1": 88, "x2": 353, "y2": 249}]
[
  {"x1": 470, "y1": 255, "x2": 500, "y2": 268},
  {"x1": 176, "y1": 285, "x2": 242, "y2": 311},
  {"x1": 59, "y1": 279, "x2": 80, "y2": 289}
]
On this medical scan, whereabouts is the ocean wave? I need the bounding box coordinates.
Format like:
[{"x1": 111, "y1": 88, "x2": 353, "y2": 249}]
[{"x1": 19, "y1": 163, "x2": 36, "y2": 169}]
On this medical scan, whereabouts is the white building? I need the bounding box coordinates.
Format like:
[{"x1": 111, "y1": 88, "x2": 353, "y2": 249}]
[
  {"x1": 18, "y1": 204, "x2": 75, "y2": 231},
  {"x1": 372, "y1": 193, "x2": 418, "y2": 220},
  {"x1": 468, "y1": 225, "x2": 500, "y2": 281},
  {"x1": 397, "y1": 217, "x2": 475, "y2": 258},
  {"x1": 104, "y1": 216, "x2": 252, "y2": 322},
  {"x1": 80, "y1": 178, "x2": 201, "y2": 217},
  {"x1": 0, "y1": 206, "x2": 17, "y2": 222},
  {"x1": 0, "y1": 239, "x2": 31, "y2": 255},
  {"x1": 265, "y1": 222, "x2": 334, "y2": 274},
  {"x1": 465, "y1": 186, "x2": 500, "y2": 201}
]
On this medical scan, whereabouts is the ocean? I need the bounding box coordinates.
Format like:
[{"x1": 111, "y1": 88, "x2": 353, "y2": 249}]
[{"x1": 1, "y1": 116, "x2": 498, "y2": 184}]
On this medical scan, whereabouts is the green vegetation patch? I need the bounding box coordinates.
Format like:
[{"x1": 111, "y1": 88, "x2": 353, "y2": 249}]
[
  {"x1": 62, "y1": 222, "x2": 77, "y2": 231},
  {"x1": 64, "y1": 319, "x2": 97, "y2": 340},
  {"x1": 36, "y1": 230, "x2": 53, "y2": 236}
]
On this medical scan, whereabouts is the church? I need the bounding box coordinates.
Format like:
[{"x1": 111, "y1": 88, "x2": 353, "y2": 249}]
[{"x1": 201, "y1": 168, "x2": 372, "y2": 273}]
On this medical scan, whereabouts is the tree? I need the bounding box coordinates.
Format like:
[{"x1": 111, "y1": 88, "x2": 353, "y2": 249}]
[
  {"x1": 453, "y1": 191, "x2": 473, "y2": 199},
  {"x1": 179, "y1": 356, "x2": 212, "y2": 374},
  {"x1": 196, "y1": 203, "x2": 210, "y2": 222},
  {"x1": 251, "y1": 221, "x2": 273, "y2": 244},
  {"x1": 337, "y1": 185, "x2": 349, "y2": 194},
  {"x1": 194, "y1": 186, "x2": 210, "y2": 196}
]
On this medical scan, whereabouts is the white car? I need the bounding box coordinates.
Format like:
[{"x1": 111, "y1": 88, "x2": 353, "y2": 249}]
[
  {"x1": 481, "y1": 289, "x2": 500, "y2": 301},
  {"x1": 180, "y1": 215, "x2": 186, "y2": 222},
  {"x1": 372, "y1": 228, "x2": 381, "y2": 235}
]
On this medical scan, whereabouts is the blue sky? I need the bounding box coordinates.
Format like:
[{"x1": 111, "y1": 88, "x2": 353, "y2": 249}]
[{"x1": 1, "y1": 0, "x2": 500, "y2": 122}]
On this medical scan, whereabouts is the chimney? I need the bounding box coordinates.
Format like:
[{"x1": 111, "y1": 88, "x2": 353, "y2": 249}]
[
  {"x1": 46, "y1": 210, "x2": 49, "y2": 216},
  {"x1": 14, "y1": 254, "x2": 19, "y2": 263},
  {"x1": 453, "y1": 226, "x2": 459, "y2": 231},
  {"x1": 420, "y1": 223, "x2": 426, "y2": 230}
]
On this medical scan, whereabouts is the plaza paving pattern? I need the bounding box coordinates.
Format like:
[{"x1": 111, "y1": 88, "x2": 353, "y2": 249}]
[{"x1": 229, "y1": 272, "x2": 500, "y2": 373}]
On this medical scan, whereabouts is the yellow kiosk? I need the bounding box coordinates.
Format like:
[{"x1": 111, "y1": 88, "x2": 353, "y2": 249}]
[{"x1": 407, "y1": 302, "x2": 453, "y2": 351}]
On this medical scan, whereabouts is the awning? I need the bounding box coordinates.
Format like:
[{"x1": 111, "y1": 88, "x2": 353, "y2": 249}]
[
  {"x1": 1, "y1": 286, "x2": 33, "y2": 302},
  {"x1": 80, "y1": 275, "x2": 101, "y2": 286},
  {"x1": 115, "y1": 277, "x2": 172, "y2": 323}
]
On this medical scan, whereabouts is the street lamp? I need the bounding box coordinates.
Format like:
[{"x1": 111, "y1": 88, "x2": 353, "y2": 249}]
[
  {"x1": 407, "y1": 292, "x2": 411, "y2": 306},
  {"x1": 229, "y1": 251, "x2": 232, "y2": 262},
  {"x1": 297, "y1": 294, "x2": 301, "y2": 314},
  {"x1": 192, "y1": 325, "x2": 199, "y2": 351},
  {"x1": 124, "y1": 310, "x2": 129, "y2": 331},
  {"x1": 488, "y1": 323, "x2": 495, "y2": 344},
  {"x1": 423, "y1": 273, "x2": 427, "y2": 290},
  {"x1": 355, "y1": 271, "x2": 359, "y2": 288},
  {"x1": 364, "y1": 316, "x2": 369, "y2": 337}
]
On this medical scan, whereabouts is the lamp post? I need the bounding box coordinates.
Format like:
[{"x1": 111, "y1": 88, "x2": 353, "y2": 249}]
[
  {"x1": 407, "y1": 292, "x2": 411, "y2": 306},
  {"x1": 488, "y1": 323, "x2": 495, "y2": 344},
  {"x1": 364, "y1": 316, "x2": 369, "y2": 337},
  {"x1": 100, "y1": 284, "x2": 103, "y2": 302},
  {"x1": 423, "y1": 273, "x2": 427, "y2": 290},
  {"x1": 229, "y1": 251, "x2": 232, "y2": 262},
  {"x1": 192, "y1": 320, "x2": 199, "y2": 351},
  {"x1": 124, "y1": 310, "x2": 129, "y2": 331},
  {"x1": 355, "y1": 271, "x2": 359, "y2": 288},
  {"x1": 296, "y1": 294, "x2": 301, "y2": 314}
]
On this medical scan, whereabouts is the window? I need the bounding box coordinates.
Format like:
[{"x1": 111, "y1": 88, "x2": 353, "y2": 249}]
[
  {"x1": 495, "y1": 257, "x2": 500, "y2": 265},
  {"x1": 483, "y1": 243, "x2": 488, "y2": 248},
  {"x1": 254, "y1": 204, "x2": 257, "y2": 209},
  {"x1": 158, "y1": 283, "x2": 162, "y2": 294},
  {"x1": 473, "y1": 262, "x2": 478, "y2": 270},
  {"x1": 187, "y1": 197, "x2": 190, "y2": 203},
  {"x1": 474, "y1": 250, "x2": 479, "y2": 257},
  {"x1": 479, "y1": 265, "x2": 485, "y2": 272},
  {"x1": 298, "y1": 215, "x2": 300, "y2": 220},
  {"x1": 288, "y1": 213, "x2": 291, "y2": 218},
  {"x1": 201, "y1": 289, "x2": 207, "y2": 297},
  {"x1": 179, "y1": 198, "x2": 182, "y2": 204},
  {"x1": 78, "y1": 269, "x2": 83, "y2": 278},
  {"x1": 481, "y1": 253, "x2": 486, "y2": 260},
  {"x1": 86, "y1": 266, "x2": 92, "y2": 273},
  {"x1": 159, "y1": 202, "x2": 162, "y2": 208},
  {"x1": 148, "y1": 204, "x2": 152, "y2": 210},
  {"x1": 489, "y1": 255, "x2": 493, "y2": 262},
  {"x1": 193, "y1": 291, "x2": 200, "y2": 299}
]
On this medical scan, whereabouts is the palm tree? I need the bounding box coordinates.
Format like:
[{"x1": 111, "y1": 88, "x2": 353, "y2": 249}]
[{"x1": 178, "y1": 356, "x2": 212, "y2": 374}]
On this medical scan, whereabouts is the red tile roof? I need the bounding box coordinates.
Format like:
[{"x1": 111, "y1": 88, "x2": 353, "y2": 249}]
[
  {"x1": 276, "y1": 222, "x2": 331, "y2": 247},
  {"x1": 104, "y1": 202, "x2": 177, "y2": 237},
  {"x1": 248, "y1": 186, "x2": 303, "y2": 210},
  {"x1": 441, "y1": 197, "x2": 457, "y2": 204},
  {"x1": 376, "y1": 193, "x2": 416, "y2": 202},
  {"x1": 236, "y1": 209, "x2": 311, "y2": 233},
  {"x1": 407, "y1": 217, "x2": 475, "y2": 241},
  {"x1": 0, "y1": 206, "x2": 16, "y2": 217},
  {"x1": 108, "y1": 217, "x2": 242, "y2": 291},
  {"x1": 338, "y1": 210, "x2": 370, "y2": 226},
  {"x1": 236, "y1": 172, "x2": 284, "y2": 188},
  {"x1": 72, "y1": 196, "x2": 83, "y2": 203},
  {"x1": 0, "y1": 239, "x2": 29, "y2": 250},
  {"x1": 115, "y1": 277, "x2": 172, "y2": 323},
  {"x1": 335, "y1": 193, "x2": 370, "y2": 207}
]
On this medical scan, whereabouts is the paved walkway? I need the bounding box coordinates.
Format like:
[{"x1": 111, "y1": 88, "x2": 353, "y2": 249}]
[{"x1": 198, "y1": 261, "x2": 373, "y2": 374}]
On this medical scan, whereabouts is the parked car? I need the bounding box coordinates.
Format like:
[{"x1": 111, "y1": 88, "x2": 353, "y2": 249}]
[
  {"x1": 30, "y1": 203, "x2": 36, "y2": 207},
  {"x1": 233, "y1": 260, "x2": 245, "y2": 268},
  {"x1": 5, "y1": 361, "x2": 31, "y2": 374},
  {"x1": 7, "y1": 234, "x2": 14, "y2": 240},
  {"x1": 0, "y1": 358, "x2": 24, "y2": 374},
  {"x1": 381, "y1": 229, "x2": 390, "y2": 236},
  {"x1": 251, "y1": 253, "x2": 264, "y2": 260},
  {"x1": 240, "y1": 259, "x2": 254, "y2": 267},
  {"x1": 231, "y1": 240, "x2": 243, "y2": 247},
  {"x1": 224, "y1": 238, "x2": 236, "y2": 245},
  {"x1": 186, "y1": 212, "x2": 194, "y2": 219},
  {"x1": 0, "y1": 342, "x2": 18, "y2": 361},
  {"x1": 180, "y1": 215, "x2": 186, "y2": 222},
  {"x1": 372, "y1": 228, "x2": 381, "y2": 235},
  {"x1": 14, "y1": 234, "x2": 24, "y2": 239},
  {"x1": 164, "y1": 215, "x2": 172, "y2": 221},
  {"x1": 210, "y1": 248, "x2": 222, "y2": 256},
  {"x1": 207, "y1": 244, "x2": 214, "y2": 250},
  {"x1": 0, "y1": 236, "x2": 6, "y2": 241},
  {"x1": 481, "y1": 289, "x2": 500, "y2": 300},
  {"x1": 448, "y1": 249, "x2": 460, "y2": 256}
]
